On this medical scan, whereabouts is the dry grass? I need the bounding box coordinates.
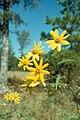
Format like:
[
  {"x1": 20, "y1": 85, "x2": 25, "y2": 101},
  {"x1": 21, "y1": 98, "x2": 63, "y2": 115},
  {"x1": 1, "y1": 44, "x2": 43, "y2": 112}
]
[
  {"x1": 0, "y1": 71, "x2": 79, "y2": 120},
  {"x1": 7, "y1": 71, "x2": 29, "y2": 80},
  {"x1": 0, "y1": 89, "x2": 78, "y2": 120}
]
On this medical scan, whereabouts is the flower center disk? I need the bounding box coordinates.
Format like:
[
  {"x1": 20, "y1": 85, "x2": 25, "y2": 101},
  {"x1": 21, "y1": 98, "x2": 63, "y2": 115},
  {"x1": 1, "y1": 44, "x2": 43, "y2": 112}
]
[
  {"x1": 35, "y1": 67, "x2": 41, "y2": 74},
  {"x1": 55, "y1": 38, "x2": 60, "y2": 43},
  {"x1": 32, "y1": 49, "x2": 38, "y2": 54}
]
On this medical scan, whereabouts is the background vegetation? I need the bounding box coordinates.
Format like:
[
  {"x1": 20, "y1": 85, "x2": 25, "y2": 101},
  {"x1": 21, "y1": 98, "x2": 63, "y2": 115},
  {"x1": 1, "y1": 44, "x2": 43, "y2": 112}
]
[{"x1": 0, "y1": 0, "x2": 80, "y2": 120}]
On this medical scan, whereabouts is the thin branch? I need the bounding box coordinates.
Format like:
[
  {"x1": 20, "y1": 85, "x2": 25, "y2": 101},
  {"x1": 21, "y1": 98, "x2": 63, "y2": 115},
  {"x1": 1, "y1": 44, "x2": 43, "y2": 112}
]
[
  {"x1": 67, "y1": 85, "x2": 80, "y2": 115},
  {"x1": 0, "y1": 24, "x2": 3, "y2": 31},
  {"x1": 0, "y1": 3, "x2": 4, "y2": 6}
]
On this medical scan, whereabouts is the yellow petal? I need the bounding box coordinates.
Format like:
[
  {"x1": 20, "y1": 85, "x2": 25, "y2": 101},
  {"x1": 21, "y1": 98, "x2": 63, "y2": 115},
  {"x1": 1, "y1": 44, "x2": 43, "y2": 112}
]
[
  {"x1": 15, "y1": 99, "x2": 20, "y2": 104},
  {"x1": 28, "y1": 72, "x2": 35, "y2": 76},
  {"x1": 27, "y1": 75, "x2": 34, "y2": 80},
  {"x1": 29, "y1": 81, "x2": 35, "y2": 87},
  {"x1": 42, "y1": 81, "x2": 46, "y2": 87},
  {"x1": 40, "y1": 73, "x2": 44, "y2": 82},
  {"x1": 27, "y1": 67, "x2": 36, "y2": 72},
  {"x1": 57, "y1": 44, "x2": 61, "y2": 52},
  {"x1": 33, "y1": 59, "x2": 38, "y2": 67},
  {"x1": 21, "y1": 84, "x2": 27, "y2": 87},
  {"x1": 23, "y1": 66, "x2": 26, "y2": 71},
  {"x1": 33, "y1": 55, "x2": 36, "y2": 60},
  {"x1": 42, "y1": 63, "x2": 49, "y2": 69},
  {"x1": 60, "y1": 30, "x2": 66, "y2": 38},
  {"x1": 63, "y1": 34, "x2": 70, "y2": 39},
  {"x1": 61, "y1": 40, "x2": 70, "y2": 45},
  {"x1": 34, "y1": 41, "x2": 37, "y2": 48},
  {"x1": 55, "y1": 29, "x2": 59, "y2": 37},
  {"x1": 37, "y1": 41, "x2": 42, "y2": 48},
  {"x1": 34, "y1": 74, "x2": 39, "y2": 81},
  {"x1": 40, "y1": 73, "x2": 46, "y2": 87},
  {"x1": 51, "y1": 42, "x2": 57, "y2": 50},
  {"x1": 36, "y1": 54, "x2": 39, "y2": 61},
  {"x1": 38, "y1": 50, "x2": 44, "y2": 54},
  {"x1": 28, "y1": 63, "x2": 33, "y2": 66},
  {"x1": 39, "y1": 58, "x2": 43, "y2": 67},
  {"x1": 28, "y1": 59, "x2": 33, "y2": 63},
  {"x1": 42, "y1": 70, "x2": 50, "y2": 74},
  {"x1": 50, "y1": 31, "x2": 58, "y2": 39},
  {"x1": 29, "y1": 81, "x2": 40, "y2": 87},
  {"x1": 18, "y1": 63, "x2": 23, "y2": 67},
  {"x1": 46, "y1": 40, "x2": 53, "y2": 44}
]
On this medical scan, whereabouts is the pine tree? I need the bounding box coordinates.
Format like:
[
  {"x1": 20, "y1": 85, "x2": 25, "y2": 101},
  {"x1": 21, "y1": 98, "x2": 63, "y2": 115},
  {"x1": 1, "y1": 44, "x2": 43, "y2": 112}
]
[
  {"x1": 0, "y1": 0, "x2": 39, "y2": 93},
  {"x1": 41, "y1": 0, "x2": 80, "y2": 49},
  {"x1": 16, "y1": 30, "x2": 30, "y2": 57}
]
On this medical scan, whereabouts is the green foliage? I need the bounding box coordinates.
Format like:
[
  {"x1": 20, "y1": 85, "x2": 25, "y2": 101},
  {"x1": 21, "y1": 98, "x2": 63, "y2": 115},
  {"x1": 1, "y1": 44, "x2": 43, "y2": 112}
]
[
  {"x1": 41, "y1": 0, "x2": 80, "y2": 50},
  {"x1": 8, "y1": 55, "x2": 19, "y2": 71},
  {"x1": 15, "y1": 30, "x2": 30, "y2": 56},
  {"x1": 0, "y1": 89, "x2": 79, "y2": 120},
  {"x1": 48, "y1": 74, "x2": 67, "y2": 91},
  {"x1": 57, "y1": 58, "x2": 74, "y2": 65},
  {"x1": 0, "y1": 0, "x2": 39, "y2": 31},
  {"x1": 44, "y1": 49, "x2": 80, "y2": 86},
  {"x1": 47, "y1": 0, "x2": 80, "y2": 33},
  {"x1": 24, "y1": 0, "x2": 39, "y2": 10},
  {"x1": 66, "y1": 112, "x2": 79, "y2": 120},
  {"x1": 0, "y1": 0, "x2": 39, "y2": 72},
  {"x1": 8, "y1": 38, "x2": 19, "y2": 70},
  {"x1": 55, "y1": 74, "x2": 61, "y2": 90}
]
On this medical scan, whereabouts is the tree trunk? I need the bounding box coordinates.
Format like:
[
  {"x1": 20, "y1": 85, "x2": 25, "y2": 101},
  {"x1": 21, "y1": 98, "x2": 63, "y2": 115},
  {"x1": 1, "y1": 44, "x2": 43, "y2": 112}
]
[
  {"x1": 0, "y1": 35, "x2": 9, "y2": 93},
  {"x1": 0, "y1": 0, "x2": 9, "y2": 93}
]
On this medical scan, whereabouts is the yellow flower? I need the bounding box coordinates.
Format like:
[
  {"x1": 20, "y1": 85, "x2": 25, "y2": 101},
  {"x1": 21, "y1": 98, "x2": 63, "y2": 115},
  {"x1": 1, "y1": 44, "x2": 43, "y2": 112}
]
[
  {"x1": 13, "y1": 92, "x2": 20, "y2": 104},
  {"x1": 18, "y1": 55, "x2": 33, "y2": 70},
  {"x1": 27, "y1": 58, "x2": 50, "y2": 87},
  {"x1": 46, "y1": 29, "x2": 70, "y2": 52},
  {"x1": 21, "y1": 75, "x2": 40, "y2": 87},
  {"x1": 9, "y1": 93, "x2": 14, "y2": 100},
  {"x1": 21, "y1": 77, "x2": 33, "y2": 88},
  {"x1": 27, "y1": 76, "x2": 41, "y2": 87},
  {"x1": 27, "y1": 41, "x2": 44, "y2": 61},
  {"x1": 4, "y1": 92, "x2": 20, "y2": 104},
  {"x1": 14, "y1": 98, "x2": 20, "y2": 104},
  {"x1": 21, "y1": 78, "x2": 38, "y2": 95},
  {"x1": 4, "y1": 93, "x2": 11, "y2": 100}
]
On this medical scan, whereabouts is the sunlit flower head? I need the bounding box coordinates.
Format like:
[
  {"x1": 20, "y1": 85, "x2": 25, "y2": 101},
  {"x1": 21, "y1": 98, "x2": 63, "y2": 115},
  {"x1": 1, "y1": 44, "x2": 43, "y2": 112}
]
[
  {"x1": 27, "y1": 75, "x2": 42, "y2": 87},
  {"x1": 46, "y1": 29, "x2": 70, "y2": 52},
  {"x1": 4, "y1": 93, "x2": 11, "y2": 101},
  {"x1": 4, "y1": 92, "x2": 20, "y2": 104},
  {"x1": 27, "y1": 58, "x2": 50, "y2": 87},
  {"x1": 27, "y1": 41, "x2": 44, "y2": 61},
  {"x1": 18, "y1": 55, "x2": 33, "y2": 70},
  {"x1": 10, "y1": 93, "x2": 15, "y2": 100},
  {"x1": 21, "y1": 78, "x2": 38, "y2": 95},
  {"x1": 21, "y1": 77, "x2": 33, "y2": 88},
  {"x1": 13, "y1": 92, "x2": 20, "y2": 104},
  {"x1": 21, "y1": 75, "x2": 40, "y2": 88}
]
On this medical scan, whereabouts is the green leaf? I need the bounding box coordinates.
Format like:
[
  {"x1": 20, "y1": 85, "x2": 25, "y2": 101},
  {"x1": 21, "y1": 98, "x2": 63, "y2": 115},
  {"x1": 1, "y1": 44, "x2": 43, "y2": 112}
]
[
  {"x1": 66, "y1": 113, "x2": 79, "y2": 120},
  {"x1": 55, "y1": 74, "x2": 62, "y2": 90},
  {"x1": 48, "y1": 83, "x2": 66, "y2": 87},
  {"x1": 57, "y1": 59, "x2": 74, "y2": 65}
]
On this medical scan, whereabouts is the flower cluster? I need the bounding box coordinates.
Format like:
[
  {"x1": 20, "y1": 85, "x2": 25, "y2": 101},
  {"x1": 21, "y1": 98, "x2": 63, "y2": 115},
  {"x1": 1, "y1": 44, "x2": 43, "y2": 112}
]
[
  {"x1": 18, "y1": 29, "x2": 70, "y2": 89},
  {"x1": 18, "y1": 41, "x2": 50, "y2": 87},
  {"x1": 4, "y1": 92, "x2": 20, "y2": 104},
  {"x1": 46, "y1": 29, "x2": 70, "y2": 52}
]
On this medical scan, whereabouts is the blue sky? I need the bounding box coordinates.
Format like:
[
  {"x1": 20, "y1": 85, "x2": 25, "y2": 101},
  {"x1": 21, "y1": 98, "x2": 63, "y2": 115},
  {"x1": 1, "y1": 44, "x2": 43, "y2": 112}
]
[{"x1": 10, "y1": 0, "x2": 62, "y2": 57}]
